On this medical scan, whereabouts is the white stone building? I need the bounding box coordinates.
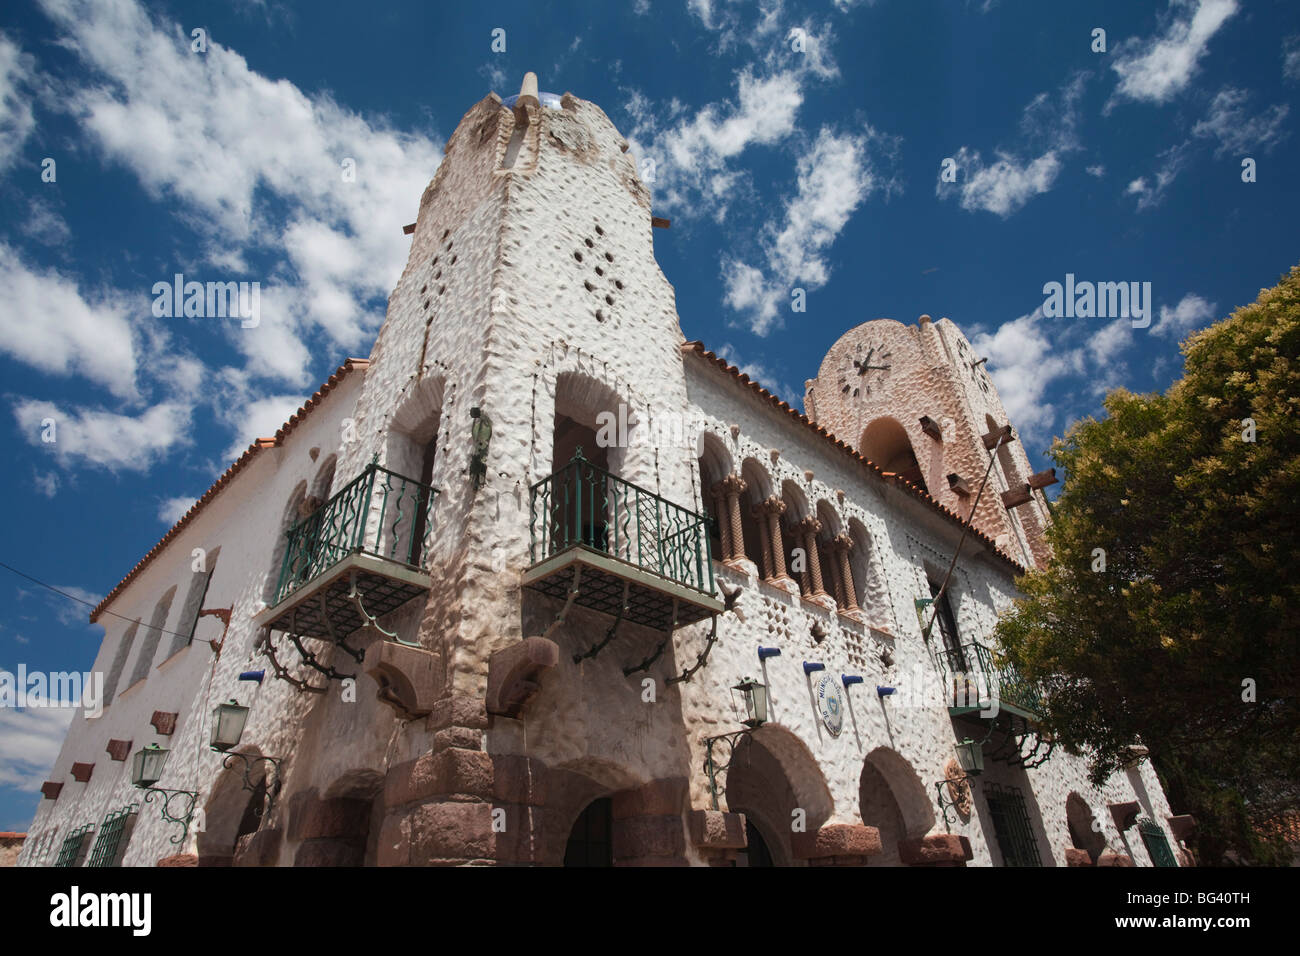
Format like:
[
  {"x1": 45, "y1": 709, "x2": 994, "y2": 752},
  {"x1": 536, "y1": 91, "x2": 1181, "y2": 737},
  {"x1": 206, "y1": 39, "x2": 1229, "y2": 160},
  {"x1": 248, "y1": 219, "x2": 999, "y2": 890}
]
[{"x1": 18, "y1": 75, "x2": 1190, "y2": 868}]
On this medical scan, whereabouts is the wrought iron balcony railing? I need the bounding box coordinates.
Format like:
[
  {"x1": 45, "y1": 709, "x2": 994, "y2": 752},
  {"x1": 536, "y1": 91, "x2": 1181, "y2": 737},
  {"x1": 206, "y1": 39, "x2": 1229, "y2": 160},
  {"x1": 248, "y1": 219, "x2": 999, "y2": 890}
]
[
  {"x1": 937, "y1": 640, "x2": 1043, "y2": 718},
  {"x1": 273, "y1": 461, "x2": 438, "y2": 606},
  {"x1": 529, "y1": 450, "x2": 715, "y2": 599}
]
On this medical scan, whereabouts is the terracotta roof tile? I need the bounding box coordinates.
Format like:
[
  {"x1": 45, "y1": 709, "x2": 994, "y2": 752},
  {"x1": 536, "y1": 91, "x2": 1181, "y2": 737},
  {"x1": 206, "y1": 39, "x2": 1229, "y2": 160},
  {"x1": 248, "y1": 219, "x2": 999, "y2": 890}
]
[
  {"x1": 682, "y1": 341, "x2": 1025, "y2": 574},
  {"x1": 89, "y1": 359, "x2": 369, "y2": 623}
]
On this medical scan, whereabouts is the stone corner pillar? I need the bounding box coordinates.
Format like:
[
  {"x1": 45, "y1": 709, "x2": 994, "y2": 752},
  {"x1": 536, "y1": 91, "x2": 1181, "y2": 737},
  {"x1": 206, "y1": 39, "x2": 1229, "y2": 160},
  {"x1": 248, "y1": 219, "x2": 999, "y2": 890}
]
[
  {"x1": 688, "y1": 808, "x2": 748, "y2": 866},
  {"x1": 792, "y1": 823, "x2": 882, "y2": 866},
  {"x1": 611, "y1": 778, "x2": 689, "y2": 867}
]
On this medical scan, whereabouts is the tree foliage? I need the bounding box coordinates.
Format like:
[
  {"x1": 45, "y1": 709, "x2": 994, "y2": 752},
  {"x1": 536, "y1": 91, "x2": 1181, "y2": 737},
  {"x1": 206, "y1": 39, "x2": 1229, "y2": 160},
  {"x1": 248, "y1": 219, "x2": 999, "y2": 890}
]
[{"x1": 996, "y1": 265, "x2": 1300, "y2": 864}]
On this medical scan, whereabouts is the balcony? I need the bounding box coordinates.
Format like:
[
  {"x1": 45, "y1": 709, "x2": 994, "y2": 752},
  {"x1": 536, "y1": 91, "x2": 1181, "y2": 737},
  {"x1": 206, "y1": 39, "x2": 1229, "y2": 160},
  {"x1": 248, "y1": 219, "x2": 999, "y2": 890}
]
[
  {"x1": 937, "y1": 640, "x2": 1042, "y2": 720},
  {"x1": 524, "y1": 450, "x2": 722, "y2": 630},
  {"x1": 257, "y1": 461, "x2": 437, "y2": 640}
]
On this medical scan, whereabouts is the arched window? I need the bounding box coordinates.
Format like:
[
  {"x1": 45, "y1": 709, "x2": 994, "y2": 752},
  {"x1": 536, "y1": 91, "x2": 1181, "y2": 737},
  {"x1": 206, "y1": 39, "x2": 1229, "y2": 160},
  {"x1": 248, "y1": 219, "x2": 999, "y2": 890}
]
[
  {"x1": 860, "y1": 417, "x2": 928, "y2": 494},
  {"x1": 168, "y1": 546, "x2": 220, "y2": 659},
  {"x1": 102, "y1": 620, "x2": 141, "y2": 706},
  {"x1": 125, "y1": 587, "x2": 177, "y2": 690},
  {"x1": 740, "y1": 459, "x2": 773, "y2": 577},
  {"x1": 697, "y1": 433, "x2": 734, "y2": 562}
]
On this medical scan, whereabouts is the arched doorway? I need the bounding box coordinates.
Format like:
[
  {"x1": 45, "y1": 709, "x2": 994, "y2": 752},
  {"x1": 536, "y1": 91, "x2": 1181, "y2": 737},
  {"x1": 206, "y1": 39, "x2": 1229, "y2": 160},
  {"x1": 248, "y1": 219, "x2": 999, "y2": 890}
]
[
  {"x1": 737, "y1": 818, "x2": 775, "y2": 867},
  {"x1": 1066, "y1": 793, "x2": 1105, "y2": 864},
  {"x1": 563, "y1": 797, "x2": 613, "y2": 867},
  {"x1": 858, "y1": 747, "x2": 936, "y2": 866}
]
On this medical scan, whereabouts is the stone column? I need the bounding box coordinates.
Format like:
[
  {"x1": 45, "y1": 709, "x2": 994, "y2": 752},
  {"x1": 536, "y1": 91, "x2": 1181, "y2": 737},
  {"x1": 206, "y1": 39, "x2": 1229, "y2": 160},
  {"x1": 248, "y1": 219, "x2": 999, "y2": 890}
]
[
  {"x1": 833, "y1": 534, "x2": 858, "y2": 611},
  {"x1": 611, "y1": 778, "x2": 689, "y2": 866},
  {"x1": 710, "y1": 481, "x2": 733, "y2": 559},
  {"x1": 762, "y1": 496, "x2": 788, "y2": 579},
  {"x1": 721, "y1": 475, "x2": 747, "y2": 562},
  {"x1": 797, "y1": 517, "x2": 825, "y2": 596},
  {"x1": 752, "y1": 503, "x2": 773, "y2": 579}
]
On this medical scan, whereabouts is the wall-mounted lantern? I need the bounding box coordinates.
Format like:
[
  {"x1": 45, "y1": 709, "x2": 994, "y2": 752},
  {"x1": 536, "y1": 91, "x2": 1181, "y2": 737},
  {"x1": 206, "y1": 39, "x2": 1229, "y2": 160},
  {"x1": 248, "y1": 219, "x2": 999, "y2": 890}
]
[
  {"x1": 131, "y1": 743, "x2": 169, "y2": 789},
  {"x1": 704, "y1": 675, "x2": 772, "y2": 810},
  {"x1": 131, "y1": 743, "x2": 198, "y2": 845},
  {"x1": 731, "y1": 677, "x2": 768, "y2": 729},
  {"x1": 210, "y1": 700, "x2": 249, "y2": 752},
  {"x1": 955, "y1": 737, "x2": 985, "y2": 776},
  {"x1": 469, "y1": 407, "x2": 493, "y2": 491}
]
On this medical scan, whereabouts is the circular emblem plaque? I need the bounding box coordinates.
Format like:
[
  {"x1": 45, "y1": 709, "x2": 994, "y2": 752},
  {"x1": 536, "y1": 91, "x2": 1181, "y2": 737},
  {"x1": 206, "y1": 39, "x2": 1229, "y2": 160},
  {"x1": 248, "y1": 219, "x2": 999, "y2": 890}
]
[{"x1": 816, "y1": 674, "x2": 844, "y2": 737}]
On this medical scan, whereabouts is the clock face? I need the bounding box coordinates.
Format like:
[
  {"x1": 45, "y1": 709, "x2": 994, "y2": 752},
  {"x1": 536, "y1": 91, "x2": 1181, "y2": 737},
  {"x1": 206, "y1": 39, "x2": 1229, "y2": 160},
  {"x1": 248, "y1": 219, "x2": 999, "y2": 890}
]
[{"x1": 839, "y1": 343, "x2": 892, "y2": 397}]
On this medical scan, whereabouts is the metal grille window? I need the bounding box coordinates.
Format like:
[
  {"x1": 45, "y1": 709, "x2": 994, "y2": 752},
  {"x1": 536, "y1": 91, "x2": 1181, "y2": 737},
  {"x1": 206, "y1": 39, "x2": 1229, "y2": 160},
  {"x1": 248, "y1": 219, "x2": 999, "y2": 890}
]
[
  {"x1": 1138, "y1": 817, "x2": 1178, "y2": 867},
  {"x1": 984, "y1": 783, "x2": 1043, "y2": 867},
  {"x1": 86, "y1": 805, "x2": 138, "y2": 868},
  {"x1": 53, "y1": 825, "x2": 94, "y2": 867}
]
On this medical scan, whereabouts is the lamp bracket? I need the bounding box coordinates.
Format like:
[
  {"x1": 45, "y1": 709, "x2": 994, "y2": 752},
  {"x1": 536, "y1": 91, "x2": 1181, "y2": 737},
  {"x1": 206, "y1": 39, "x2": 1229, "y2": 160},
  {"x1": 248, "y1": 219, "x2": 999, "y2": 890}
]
[
  {"x1": 218, "y1": 751, "x2": 284, "y2": 820},
  {"x1": 143, "y1": 788, "x2": 200, "y2": 845},
  {"x1": 703, "y1": 728, "x2": 756, "y2": 811}
]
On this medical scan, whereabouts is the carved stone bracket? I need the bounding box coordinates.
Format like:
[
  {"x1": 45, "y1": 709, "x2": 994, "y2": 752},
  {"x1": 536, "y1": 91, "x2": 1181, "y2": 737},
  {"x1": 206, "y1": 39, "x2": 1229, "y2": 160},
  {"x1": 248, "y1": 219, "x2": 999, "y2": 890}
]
[
  {"x1": 487, "y1": 637, "x2": 559, "y2": 717},
  {"x1": 364, "y1": 640, "x2": 441, "y2": 718}
]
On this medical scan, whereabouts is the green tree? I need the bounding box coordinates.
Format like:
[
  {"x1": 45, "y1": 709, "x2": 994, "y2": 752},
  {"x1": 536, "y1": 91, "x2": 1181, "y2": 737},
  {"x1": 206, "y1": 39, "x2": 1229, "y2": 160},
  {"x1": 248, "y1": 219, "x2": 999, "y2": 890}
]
[{"x1": 997, "y1": 265, "x2": 1300, "y2": 865}]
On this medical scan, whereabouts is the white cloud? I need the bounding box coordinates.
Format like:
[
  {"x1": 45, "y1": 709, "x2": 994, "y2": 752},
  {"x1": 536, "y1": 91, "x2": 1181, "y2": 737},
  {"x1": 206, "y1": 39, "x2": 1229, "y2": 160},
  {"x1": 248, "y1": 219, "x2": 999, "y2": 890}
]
[
  {"x1": 0, "y1": 33, "x2": 37, "y2": 172},
  {"x1": 13, "y1": 397, "x2": 192, "y2": 472},
  {"x1": 37, "y1": 0, "x2": 445, "y2": 387},
  {"x1": 1192, "y1": 87, "x2": 1290, "y2": 157},
  {"x1": 628, "y1": 67, "x2": 803, "y2": 221},
  {"x1": 158, "y1": 495, "x2": 197, "y2": 525},
  {"x1": 1086, "y1": 164, "x2": 1105, "y2": 177},
  {"x1": 722, "y1": 127, "x2": 890, "y2": 335},
  {"x1": 218, "y1": 392, "x2": 305, "y2": 462},
  {"x1": 18, "y1": 196, "x2": 71, "y2": 246},
  {"x1": 0, "y1": 243, "x2": 140, "y2": 399},
  {"x1": 1285, "y1": 35, "x2": 1300, "y2": 82},
  {"x1": 938, "y1": 74, "x2": 1087, "y2": 217},
  {"x1": 0, "y1": 706, "x2": 74, "y2": 791},
  {"x1": 1110, "y1": 0, "x2": 1238, "y2": 107},
  {"x1": 1127, "y1": 141, "x2": 1192, "y2": 211},
  {"x1": 947, "y1": 148, "x2": 1063, "y2": 218},
  {"x1": 33, "y1": 472, "x2": 60, "y2": 498},
  {"x1": 1154, "y1": 293, "x2": 1216, "y2": 338},
  {"x1": 971, "y1": 310, "x2": 1082, "y2": 446},
  {"x1": 1089, "y1": 318, "x2": 1133, "y2": 365}
]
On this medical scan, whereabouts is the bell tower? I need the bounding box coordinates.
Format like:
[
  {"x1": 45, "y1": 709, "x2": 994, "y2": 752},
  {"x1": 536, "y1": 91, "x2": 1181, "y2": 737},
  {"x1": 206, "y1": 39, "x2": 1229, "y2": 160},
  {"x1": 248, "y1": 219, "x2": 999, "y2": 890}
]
[{"x1": 804, "y1": 315, "x2": 1055, "y2": 568}]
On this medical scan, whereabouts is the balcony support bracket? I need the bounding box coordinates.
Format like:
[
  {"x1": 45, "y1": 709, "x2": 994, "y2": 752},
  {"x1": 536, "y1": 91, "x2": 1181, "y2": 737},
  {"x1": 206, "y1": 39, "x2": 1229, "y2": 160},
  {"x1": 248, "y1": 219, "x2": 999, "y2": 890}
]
[
  {"x1": 623, "y1": 598, "x2": 678, "y2": 677},
  {"x1": 573, "y1": 579, "x2": 628, "y2": 665},
  {"x1": 665, "y1": 613, "x2": 719, "y2": 686}
]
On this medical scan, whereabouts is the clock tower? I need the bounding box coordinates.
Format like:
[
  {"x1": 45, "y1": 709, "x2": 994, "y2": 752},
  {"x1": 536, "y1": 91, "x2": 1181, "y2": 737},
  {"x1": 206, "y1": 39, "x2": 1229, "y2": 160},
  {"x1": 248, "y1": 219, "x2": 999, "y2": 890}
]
[{"x1": 804, "y1": 314, "x2": 1053, "y2": 568}]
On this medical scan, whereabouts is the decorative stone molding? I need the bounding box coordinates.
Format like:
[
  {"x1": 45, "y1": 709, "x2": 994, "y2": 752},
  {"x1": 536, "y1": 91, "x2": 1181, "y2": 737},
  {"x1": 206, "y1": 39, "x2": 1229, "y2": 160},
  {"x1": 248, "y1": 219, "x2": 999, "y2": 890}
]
[
  {"x1": 982, "y1": 424, "x2": 1014, "y2": 449},
  {"x1": 157, "y1": 853, "x2": 198, "y2": 867},
  {"x1": 364, "y1": 640, "x2": 441, "y2": 717},
  {"x1": 947, "y1": 473, "x2": 973, "y2": 497},
  {"x1": 1096, "y1": 852, "x2": 1135, "y2": 867},
  {"x1": 486, "y1": 637, "x2": 559, "y2": 717},
  {"x1": 919, "y1": 415, "x2": 943, "y2": 440},
  {"x1": 70, "y1": 762, "x2": 94, "y2": 783},
  {"x1": 792, "y1": 823, "x2": 882, "y2": 865},
  {"x1": 105, "y1": 739, "x2": 133, "y2": 762},
  {"x1": 150, "y1": 711, "x2": 178, "y2": 735},
  {"x1": 1001, "y1": 484, "x2": 1033, "y2": 508},
  {"x1": 1028, "y1": 467, "x2": 1059, "y2": 489},
  {"x1": 1168, "y1": 814, "x2": 1196, "y2": 842},
  {"x1": 40, "y1": 781, "x2": 62, "y2": 800},
  {"x1": 1064, "y1": 847, "x2": 1095, "y2": 867},
  {"x1": 1109, "y1": 800, "x2": 1140, "y2": 831},
  {"x1": 898, "y1": 833, "x2": 973, "y2": 866}
]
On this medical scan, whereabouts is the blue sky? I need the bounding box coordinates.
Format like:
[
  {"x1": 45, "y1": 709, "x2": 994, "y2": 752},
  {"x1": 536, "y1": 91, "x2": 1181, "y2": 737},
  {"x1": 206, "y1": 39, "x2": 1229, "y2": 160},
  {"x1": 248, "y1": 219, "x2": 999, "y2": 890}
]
[{"x1": 0, "y1": 0, "x2": 1296, "y2": 829}]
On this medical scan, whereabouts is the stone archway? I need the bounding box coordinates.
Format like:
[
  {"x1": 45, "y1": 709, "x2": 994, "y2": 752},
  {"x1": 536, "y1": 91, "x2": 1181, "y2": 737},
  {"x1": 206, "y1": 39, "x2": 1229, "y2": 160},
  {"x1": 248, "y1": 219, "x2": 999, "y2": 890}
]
[
  {"x1": 858, "y1": 747, "x2": 937, "y2": 866},
  {"x1": 1066, "y1": 792, "x2": 1106, "y2": 865},
  {"x1": 197, "y1": 750, "x2": 278, "y2": 867}
]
